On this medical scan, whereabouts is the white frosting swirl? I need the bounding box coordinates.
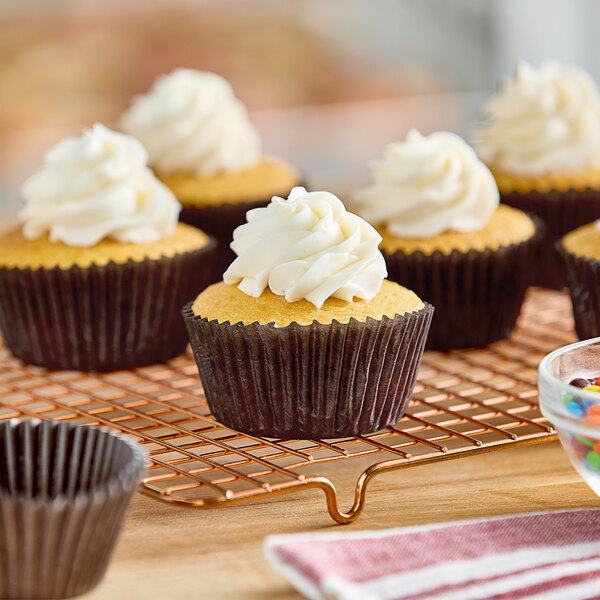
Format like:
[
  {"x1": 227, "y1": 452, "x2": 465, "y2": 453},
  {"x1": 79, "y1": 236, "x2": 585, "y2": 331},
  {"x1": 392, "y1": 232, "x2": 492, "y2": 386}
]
[
  {"x1": 120, "y1": 69, "x2": 261, "y2": 176},
  {"x1": 354, "y1": 130, "x2": 499, "y2": 238},
  {"x1": 223, "y1": 187, "x2": 387, "y2": 309},
  {"x1": 475, "y1": 61, "x2": 600, "y2": 176},
  {"x1": 20, "y1": 124, "x2": 181, "y2": 247}
]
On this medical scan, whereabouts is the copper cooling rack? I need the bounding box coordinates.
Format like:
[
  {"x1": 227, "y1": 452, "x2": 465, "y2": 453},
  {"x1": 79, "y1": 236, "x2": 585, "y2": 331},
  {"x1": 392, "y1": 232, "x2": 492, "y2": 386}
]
[{"x1": 0, "y1": 288, "x2": 570, "y2": 523}]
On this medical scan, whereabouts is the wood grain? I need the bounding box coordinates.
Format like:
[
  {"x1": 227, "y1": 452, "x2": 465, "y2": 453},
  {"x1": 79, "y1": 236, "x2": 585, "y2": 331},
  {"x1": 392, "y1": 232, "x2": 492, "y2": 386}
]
[{"x1": 83, "y1": 440, "x2": 599, "y2": 599}]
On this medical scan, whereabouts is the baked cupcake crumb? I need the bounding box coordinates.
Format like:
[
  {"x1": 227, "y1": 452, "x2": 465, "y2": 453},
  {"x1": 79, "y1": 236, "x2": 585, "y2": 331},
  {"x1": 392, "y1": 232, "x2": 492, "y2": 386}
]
[
  {"x1": 380, "y1": 204, "x2": 535, "y2": 255},
  {"x1": 0, "y1": 222, "x2": 210, "y2": 270},
  {"x1": 562, "y1": 223, "x2": 600, "y2": 260},
  {"x1": 494, "y1": 170, "x2": 600, "y2": 195},
  {"x1": 159, "y1": 157, "x2": 301, "y2": 207},
  {"x1": 193, "y1": 277, "x2": 423, "y2": 327}
]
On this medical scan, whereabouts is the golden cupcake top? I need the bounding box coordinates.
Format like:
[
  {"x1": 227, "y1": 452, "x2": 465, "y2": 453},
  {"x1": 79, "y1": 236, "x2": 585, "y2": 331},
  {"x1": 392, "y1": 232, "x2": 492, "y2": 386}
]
[
  {"x1": 120, "y1": 69, "x2": 261, "y2": 177},
  {"x1": 475, "y1": 61, "x2": 600, "y2": 178},
  {"x1": 158, "y1": 157, "x2": 302, "y2": 207},
  {"x1": 1, "y1": 123, "x2": 213, "y2": 270},
  {"x1": 353, "y1": 130, "x2": 499, "y2": 240},
  {"x1": 379, "y1": 204, "x2": 536, "y2": 256},
  {"x1": 494, "y1": 169, "x2": 600, "y2": 195},
  {"x1": 20, "y1": 123, "x2": 182, "y2": 248},
  {"x1": 192, "y1": 280, "x2": 423, "y2": 326},
  {"x1": 0, "y1": 223, "x2": 209, "y2": 270},
  {"x1": 562, "y1": 222, "x2": 600, "y2": 261},
  {"x1": 222, "y1": 186, "x2": 388, "y2": 309},
  {"x1": 192, "y1": 186, "x2": 425, "y2": 326}
]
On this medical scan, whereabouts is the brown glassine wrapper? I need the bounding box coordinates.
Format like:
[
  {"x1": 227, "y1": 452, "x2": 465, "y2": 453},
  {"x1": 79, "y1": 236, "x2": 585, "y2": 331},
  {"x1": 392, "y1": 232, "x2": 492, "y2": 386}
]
[
  {"x1": 183, "y1": 302, "x2": 434, "y2": 439},
  {"x1": 558, "y1": 242, "x2": 600, "y2": 340},
  {"x1": 383, "y1": 216, "x2": 544, "y2": 351},
  {"x1": 501, "y1": 188, "x2": 600, "y2": 289},
  {"x1": 0, "y1": 419, "x2": 145, "y2": 599},
  {"x1": 0, "y1": 241, "x2": 216, "y2": 371}
]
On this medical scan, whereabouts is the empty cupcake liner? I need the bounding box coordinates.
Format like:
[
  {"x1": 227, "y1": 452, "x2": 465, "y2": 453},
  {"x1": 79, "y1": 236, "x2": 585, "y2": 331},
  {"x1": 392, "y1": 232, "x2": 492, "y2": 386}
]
[
  {"x1": 0, "y1": 419, "x2": 146, "y2": 599},
  {"x1": 0, "y1": 242, "x2": 216, "y2": 371},
  {"x1": 558, "y1": 243, "x2": 600, "y2": 340},
  {"x1": 183, "y1": 302, "x2": 434, "y2": 439},
  {"x1": 501, "y1": 188, "x2": 600, "y2": 289},
  {"x1": 383, "y1": 216, "x2": 544, "y2": 351}
]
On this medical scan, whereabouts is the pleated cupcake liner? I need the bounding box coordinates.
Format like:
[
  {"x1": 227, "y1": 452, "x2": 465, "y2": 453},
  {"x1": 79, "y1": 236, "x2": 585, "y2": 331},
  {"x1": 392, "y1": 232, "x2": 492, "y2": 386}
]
[
  {"x1": 0, "y1": 419, "x2": 146, "y2": 599},
  {"x1": 383, "y1": 216, "x2": 544, "y2": 351},
  {"x1": 558, "y1": 242, "x2": 600, "y2": 341},
  {"x1": 501, "y1": 188, "x2": 600, "y2": 290},
  {"x1": 0, "y1": 240, "x2": 216, "y2": 371},
  {"x1": 183, "y1": 302, "x2": 434, "y2": 439}
]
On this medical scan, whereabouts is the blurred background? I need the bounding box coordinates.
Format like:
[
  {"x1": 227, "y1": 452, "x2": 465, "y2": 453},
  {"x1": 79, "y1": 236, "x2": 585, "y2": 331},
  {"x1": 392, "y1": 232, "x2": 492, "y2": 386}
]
[{"x1": 1, "y1": 0, "x2": 599, "y2": 226}]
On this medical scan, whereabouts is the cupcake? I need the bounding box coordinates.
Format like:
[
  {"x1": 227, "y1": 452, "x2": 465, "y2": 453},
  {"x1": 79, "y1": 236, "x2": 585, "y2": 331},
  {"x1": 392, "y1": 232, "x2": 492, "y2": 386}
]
[
  {"x1": 183, "y1": 187, "x2": 433, "y2": 439},
  {"x1": 559, "y1": 221, "x2": 600, "y2": 340},
  {"x1": 120, "y1": 69, "x2": 302, "y2": 278},
  {"x1": 475, "y1": 61, "x2": 600, "y2": 289},
  {"x1": 0, "y1": 124, "x2": 215, "y2": 371},
  {"x1": 353, "y1": 130, "x2": 541, "y2": 351}
]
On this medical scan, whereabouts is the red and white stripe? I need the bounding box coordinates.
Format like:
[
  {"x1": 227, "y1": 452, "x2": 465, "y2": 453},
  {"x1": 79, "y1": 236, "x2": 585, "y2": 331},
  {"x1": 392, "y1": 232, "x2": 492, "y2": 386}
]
[{"x1": 264, "y1": 509, "x2": 600, "y2": 600}]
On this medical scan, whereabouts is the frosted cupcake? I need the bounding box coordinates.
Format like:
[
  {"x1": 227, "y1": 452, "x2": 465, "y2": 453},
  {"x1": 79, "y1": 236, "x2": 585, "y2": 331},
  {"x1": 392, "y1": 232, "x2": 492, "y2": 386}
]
[
  {"x1": 183, "y1": 187, "x2": 433, "y2": 439},
  {"x1": 354, "y1": 130, "x2": 541, "y2": 350},
  {"x1": 475, "y1": 61, "x2": 600, "y2": 289},
  {"x1": 0, "y1": 124, "x2": 215, "y2": 370},
  {"x1": 120, "y1": 69, "x2": 302, "y2": 278}
]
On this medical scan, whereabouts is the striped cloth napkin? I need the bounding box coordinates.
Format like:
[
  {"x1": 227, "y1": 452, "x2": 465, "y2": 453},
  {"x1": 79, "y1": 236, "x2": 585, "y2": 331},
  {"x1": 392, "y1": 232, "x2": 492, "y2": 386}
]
[{"x1": 264, "y1": 509, "x2": 600, "y2": 600}]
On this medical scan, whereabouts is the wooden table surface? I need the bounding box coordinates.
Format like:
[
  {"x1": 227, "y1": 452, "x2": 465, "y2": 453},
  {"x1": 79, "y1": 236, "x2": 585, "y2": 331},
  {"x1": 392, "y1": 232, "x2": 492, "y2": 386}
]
[{"x1": 83, "y1": 440, "x2": 599, "y2": 599}]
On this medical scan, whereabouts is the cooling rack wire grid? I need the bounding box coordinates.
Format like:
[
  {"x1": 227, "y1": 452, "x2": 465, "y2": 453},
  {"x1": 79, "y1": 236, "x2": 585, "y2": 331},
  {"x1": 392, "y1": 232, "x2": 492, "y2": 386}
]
[{"x1": 0, "y1": 288, "x2": 568, "y2": 523}]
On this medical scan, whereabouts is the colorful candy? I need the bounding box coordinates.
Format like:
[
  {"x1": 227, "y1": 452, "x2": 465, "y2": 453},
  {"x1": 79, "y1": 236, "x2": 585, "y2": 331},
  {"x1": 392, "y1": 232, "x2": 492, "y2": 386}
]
[
  {"x1": 569, "y1": 378, "x2": 591, "y2": 389},
  {"x1": 571, "y1": 437, "x2": 592, "y2": 458},
  {"x1": 587, "y1": 451, "x2": 600, "y2": 472},
  {"x1": 567, "y1": 401, "x2": 586, "y2": 418},
  {"x1": 566, "y1": 376, "x2": 600, "y2": 473},
  {"x1": 576, "y1": 435, "x2": 595, "y2": 448}
]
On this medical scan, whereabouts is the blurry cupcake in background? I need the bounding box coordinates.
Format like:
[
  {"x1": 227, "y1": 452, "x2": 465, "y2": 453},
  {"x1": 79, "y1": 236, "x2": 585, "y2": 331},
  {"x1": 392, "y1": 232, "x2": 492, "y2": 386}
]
[
  {"x1": 120, "y1": 69, "x2": 302, "y2": 278},
  {"x1": 354, "y1": 130, "x2": 541, "y2": 351},
  {"x1": 475, "y1": 61, "x2": 600, "y2": 289},
  {"x1": 0, "y1": 124, "x2": 215, "y2": 371},
  {"x1": 559, "y1": 221, "x2": 600, "y2": 341},
  {"x1": 184, "y1": 186, "x2": 433, "y2": 439}
]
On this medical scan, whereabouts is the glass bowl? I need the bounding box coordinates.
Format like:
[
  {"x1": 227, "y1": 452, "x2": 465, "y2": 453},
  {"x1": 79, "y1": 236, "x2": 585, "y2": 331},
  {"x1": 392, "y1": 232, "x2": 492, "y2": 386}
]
[{"x1": 539, "y1": 337, "x2": 600, "y2": 496}]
